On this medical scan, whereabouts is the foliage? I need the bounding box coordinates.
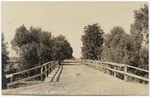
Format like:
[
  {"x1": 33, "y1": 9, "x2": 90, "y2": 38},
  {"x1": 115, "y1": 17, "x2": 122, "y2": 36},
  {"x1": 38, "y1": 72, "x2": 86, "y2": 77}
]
[
  {"x1": 81, "y1": 23, "x2": 104, "y2": 60},
  {"x1": 12, "y1": 25, "x2": 73, "y2": 70},
  {"x1": 2, "y1": 33, "x2": 9, "y2": 89},
  {"x1": 53, "y1": 35, "x2": 73, "y2": 62},
  {"x1": 20, "y1": 42, "x2": 39, "y2": 69},
  {"x1": 12, "y1": 25, "x2": 42, "y2": 69},
  {"x1": 133, "y1": 4, "x2": 148, "y2": 45},
  {"x1": 2, "y1": 33, "x2": 9, "y2": 68},
  {"x1": 38, "y1": 31, "x2": 54, "y2": 64},
  {"x1": 101, "y1": 4, "x2": 148, "y2": 70},
  {"x1": 128, "y1": 4, "x2": 148, "y2": 70},
  {"x1": 102, "y1": 26, "x2": 132, "y2": 64}
]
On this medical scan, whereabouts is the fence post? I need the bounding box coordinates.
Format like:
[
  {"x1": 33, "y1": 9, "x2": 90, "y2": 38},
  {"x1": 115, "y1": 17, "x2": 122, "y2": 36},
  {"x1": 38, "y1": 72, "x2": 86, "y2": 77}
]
[
  {"x1": 10, "y1": 76, "x2": 13, "y2": 83},
  {"x1": 107, "y1": 64, "x2": 109, "y2": 74},
  {"x1": 124, "y1": 65, "x2": 127, "y2": 81},
  {"x1": 49, "y1": 63, "x2": 51, "y2": 73},
  {"x1": 41, "y1": 66, "x2": 43, "y2": 82},
  {"x1": 45, "y1": 65, "x2": 47, "y2": 78},
  {"x1": 47, "y1": 64, "x2": 49, "y2": 76},
  {"x1": 114, "y1": 66, "x2": 116, "y2": 77}
]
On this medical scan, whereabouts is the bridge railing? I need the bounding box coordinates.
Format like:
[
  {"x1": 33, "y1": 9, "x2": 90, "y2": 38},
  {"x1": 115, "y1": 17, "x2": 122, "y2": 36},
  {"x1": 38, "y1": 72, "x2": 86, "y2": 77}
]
[
  {"x1": 81, "y1": 60, "x2": 149, "y2": 83},
  {"x1": 6, "y1": 61, "x2": 59, "y2": 87}
]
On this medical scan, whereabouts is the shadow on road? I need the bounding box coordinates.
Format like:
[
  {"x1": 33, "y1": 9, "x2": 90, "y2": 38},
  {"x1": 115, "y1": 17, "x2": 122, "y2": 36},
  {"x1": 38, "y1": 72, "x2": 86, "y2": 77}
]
[
  {"x1": 56, "y1": 65, "x2": 63, "y2": 82},
  {"x1": 50, "y1": 62, "x2": 80, "y2": 82},
  {"x1": 50, "y1": 65, "x2": 63, "y2": 82},
  {"x1": 50, "y1": 66, "x2": 61, "y2": 82}
]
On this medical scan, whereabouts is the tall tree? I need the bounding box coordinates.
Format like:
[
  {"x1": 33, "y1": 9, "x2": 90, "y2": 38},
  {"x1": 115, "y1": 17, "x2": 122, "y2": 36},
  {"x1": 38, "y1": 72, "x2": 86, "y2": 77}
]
[
  {"x1": 2, "y1": 33, "x2": 9, "y2": 89},
  {"x1": 132, "y1": 4, "x2": 148, "y2": 45},
  {"x1": 53, "y1": 35, "x2": 73, "y2": 64},
  {"x1": 2, "y1": 33, "x2": 9, "y2": 68},
  {"x1": 11, "y1": 25, "x2": 31, "y2": 54},
  {"x1": 11, "y1": 25, "x2": 53, "y2": 69},
  {"x1": 20, "y1": 42, "x2": 39, "y2": 69},
  {"x1": 81, "y1": 23, "x2": 104, "y2": 60},
  {"x1": 12, "y1": 25, "x2": 73, "y2": 70},
  {"x1": 38, "y1": 31, "x2": 53, "y2": 64},
  {"x1": 129, "y1": 4, "x2": 148, "y2": 69},
  {"x1": 102, "y1": 26, "x2": 132, "y2": 64}
]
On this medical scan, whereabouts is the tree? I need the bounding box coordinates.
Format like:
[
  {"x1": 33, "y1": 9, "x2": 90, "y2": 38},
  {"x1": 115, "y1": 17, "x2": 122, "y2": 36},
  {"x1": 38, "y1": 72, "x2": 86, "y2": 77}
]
[
  {"x1": 132, "y1": 4, "x2": 148, "y2": 45},
  {"x1": 11, "y1": 25, "x2": 31, "y2": 54},
  {"x1": 129, "y1": 4, "x2": 148, "y2": 70},
  {"x1": 81, "y1": 23, "x2": 104, "y2": 60},
  {"x1": 2, "y1": 33, "x2": 9, "y2": 89},
  {"x1": 53, "y1": 35, "x2": 73, "y2": 64},
  {"x1": 20, "y1": 42, "x2": 39, "y2": 69},
  {"x1": 2, "y1": 33, "x2": 9, "y2": 68},
  {"x1": 102, "y1": 26, "x2": 132, "y2": 64},
  {"x1": 38, "y1": 31, "x2": 54, "y2": 64},
  {"x1": 12, "y1": 25, "x2": 73, "y2": 70},
  {"x1": 11, "y1": 25, "x2": 54, "y2": 70}
]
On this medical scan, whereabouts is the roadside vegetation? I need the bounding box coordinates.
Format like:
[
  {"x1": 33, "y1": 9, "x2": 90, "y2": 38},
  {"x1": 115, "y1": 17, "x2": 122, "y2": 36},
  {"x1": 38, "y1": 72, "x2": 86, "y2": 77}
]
[{"x1": 81, "y1": 4, "x2": 148, "y2": 82}]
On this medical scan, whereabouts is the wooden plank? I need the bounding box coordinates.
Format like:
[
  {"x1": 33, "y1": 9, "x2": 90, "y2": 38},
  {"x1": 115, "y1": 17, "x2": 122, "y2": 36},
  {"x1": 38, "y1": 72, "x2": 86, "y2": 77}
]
[
  {"x1": 7, "y1": 73, "x2": 42, "y2": 86},
  {"x1": 6, "y1": 61, "x2": 58, "y2": 78},
  {"x1": 42, "y1": 61, "x2": 52, "y2": 67},
  {"x1": 126, "y1": 65, "x2": 149, "y2": 73},
  {"x1": 7, "y1": 61, "x2": 58, "y2": 86},
  {"x1": 124, "y1": 66, "x2": 127, "y2": 81},
  {"x1": 107, "y1": 67, "x2": 124, "y2": 74},
  {"x1": 6, "y1": 65, "x2": 42, "y2": 78},
  {"x1": 82, "y1": 60, "x2": 149, "y2": 82},
  {"x1": 44, "y1": 66, "x2": 47, "y2": 78},
  {"x1": 92, "y1": 60, "x2": 148, "y2": 72},
  {"x1": 114, "y1": 66, "x2": 117, "y2": 77},
  {"x1": 41, "y1": 66, "x2": 43, "y2": 82},
  {"x1": 8, "y1": 69, "x2": 50, "y2": 86},
  {"x1": 15, "y1": 81, "x2": 41, "y2": 84},
  {"x1": 6, "y1": 74, "x2": 13, "y2": 79},
  {"x1": 125, "y1": 72, "x2": 149, "y2": 82}
]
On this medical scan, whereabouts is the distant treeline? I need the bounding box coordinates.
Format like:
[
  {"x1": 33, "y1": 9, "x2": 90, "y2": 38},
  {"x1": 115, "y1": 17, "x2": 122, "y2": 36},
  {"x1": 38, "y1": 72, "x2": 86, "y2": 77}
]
[{"x1": 81, "y1": 4, "x2": 148, "y2": 71}]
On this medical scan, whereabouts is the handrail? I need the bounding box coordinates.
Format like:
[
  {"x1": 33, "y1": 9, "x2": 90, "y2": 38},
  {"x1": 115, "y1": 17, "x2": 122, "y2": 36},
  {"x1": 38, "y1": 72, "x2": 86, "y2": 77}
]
[
  {"x1": 107, "y1": 67, "x2": 124, "y2": 74},
  {"x1": 81, "y1": 60, "x2": 149, "y2": 83},
  {"x1": 126, "y1": 65, "x2": 149, "y2": 73},
  {"x1": 6, "y1": 60, "x2": 59, "y2": 87},
  {"x1": 6, "y1": 65, "x2": 42, "y2": 78},
  {"x1": 6, "y1": 61, "x2": 52, "y2": 78}
]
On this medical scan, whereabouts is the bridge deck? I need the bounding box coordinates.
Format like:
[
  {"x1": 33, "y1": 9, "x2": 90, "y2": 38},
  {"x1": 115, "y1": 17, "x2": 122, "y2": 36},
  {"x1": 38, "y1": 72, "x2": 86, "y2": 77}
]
[{"x1": 2, "y1": 62, "x2": 149, "y2": 95}]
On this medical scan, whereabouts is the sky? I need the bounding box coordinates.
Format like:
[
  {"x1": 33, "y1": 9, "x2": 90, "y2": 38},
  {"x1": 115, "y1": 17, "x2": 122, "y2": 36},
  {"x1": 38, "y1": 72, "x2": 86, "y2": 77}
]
[{"x1": 1, "y1": 2, "x2": 147, "y2": 58}]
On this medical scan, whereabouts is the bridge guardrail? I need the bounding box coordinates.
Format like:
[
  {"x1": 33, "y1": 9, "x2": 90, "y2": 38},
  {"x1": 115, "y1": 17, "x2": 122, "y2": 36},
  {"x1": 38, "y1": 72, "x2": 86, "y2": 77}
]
[
  {"x1": 6, "y1": 61, "x2": 59, "y2": 87},
  {"x1": 81, "y1": 60, "x2": 149, "y2": 83}
]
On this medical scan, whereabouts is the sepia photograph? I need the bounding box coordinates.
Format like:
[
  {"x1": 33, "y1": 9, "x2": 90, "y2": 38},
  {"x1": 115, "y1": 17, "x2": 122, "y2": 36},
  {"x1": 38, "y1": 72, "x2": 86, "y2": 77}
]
[{"x1": 1, "y1": 1, "x2": 149, "y2": 96}]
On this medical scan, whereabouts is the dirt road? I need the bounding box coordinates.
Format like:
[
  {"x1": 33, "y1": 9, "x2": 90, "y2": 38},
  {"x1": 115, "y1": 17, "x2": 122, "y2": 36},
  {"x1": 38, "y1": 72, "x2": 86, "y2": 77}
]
[{"x1": 2, "y1": 62, "x2": 149, "y2": 95}]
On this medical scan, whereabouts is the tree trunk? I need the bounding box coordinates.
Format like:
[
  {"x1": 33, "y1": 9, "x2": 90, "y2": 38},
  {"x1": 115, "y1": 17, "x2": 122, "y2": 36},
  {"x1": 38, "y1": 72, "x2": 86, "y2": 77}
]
[{"x1": 2, "y1": 68, "x2": 7, "y2": 90}]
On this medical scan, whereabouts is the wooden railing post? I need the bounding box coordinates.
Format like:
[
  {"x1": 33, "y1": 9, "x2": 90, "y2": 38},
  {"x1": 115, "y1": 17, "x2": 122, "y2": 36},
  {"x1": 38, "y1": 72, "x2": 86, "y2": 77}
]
[
  {"x1": 124, "y1": 65, "x2": 127, "y2": 81},
  {"x1": 49, "y1": 63, "x2": 51, "y2": 73},
  {"x1": 10, "y1": 76, "x2": 13, "y2": 83},
  {"x1": 45, "y1": 65, "x2": 47, "y2": 78},
  {"x1": 114, "y1": 66, "x2": 117, "y2": 77},
  {"x1": 47, "y1": 64, "x2": 49, "y2": 76},
  {"x1": 41, "y1": 66, "x2": 43, "y2": 82},
  {"x1": 107, "y1": 64, "x2": 109, "y2": 74}
]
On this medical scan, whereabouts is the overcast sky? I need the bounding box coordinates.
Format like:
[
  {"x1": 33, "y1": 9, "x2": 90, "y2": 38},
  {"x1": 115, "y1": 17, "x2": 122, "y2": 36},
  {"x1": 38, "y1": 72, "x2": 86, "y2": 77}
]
[{"x1": 2, "y1": 2, "x2": 147, "y2": 58}]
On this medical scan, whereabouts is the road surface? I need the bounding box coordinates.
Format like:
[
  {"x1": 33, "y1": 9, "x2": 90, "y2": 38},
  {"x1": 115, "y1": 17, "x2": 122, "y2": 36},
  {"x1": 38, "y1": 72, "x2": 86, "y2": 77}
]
[{"x1": 2, "y1": 62, "x2": 149, "y2": 95}]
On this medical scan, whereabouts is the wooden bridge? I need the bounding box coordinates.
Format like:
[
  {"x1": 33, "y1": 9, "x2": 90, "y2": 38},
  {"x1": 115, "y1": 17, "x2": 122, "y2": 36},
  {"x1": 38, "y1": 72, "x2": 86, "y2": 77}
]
[{"x1": 2, "y1": 60, "x2": 149, "y2": 95}]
